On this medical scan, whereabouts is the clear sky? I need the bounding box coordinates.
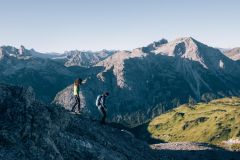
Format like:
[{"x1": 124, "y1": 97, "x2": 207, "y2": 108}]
[{"x1": 0, "y1": 0, "x2": 239, "y2": 53}]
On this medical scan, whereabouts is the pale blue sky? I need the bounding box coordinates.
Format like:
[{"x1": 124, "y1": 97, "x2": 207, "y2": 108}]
[{"x1": 0, "y1": 0, "x2": 239, "y2": 53}]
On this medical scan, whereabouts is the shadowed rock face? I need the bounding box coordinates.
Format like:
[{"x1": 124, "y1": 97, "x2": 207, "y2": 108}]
[
  {"x1": 0, "y1": 55, "x2": 78, "y2": 102},
  {"x1": 0, "y1": 84, "x2": 156, "y2": 160}
]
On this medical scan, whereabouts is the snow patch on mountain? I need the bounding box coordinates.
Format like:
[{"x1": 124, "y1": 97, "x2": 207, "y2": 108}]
[{"x1": 219, "y1": 60, "x2": 224, "y2": 68}]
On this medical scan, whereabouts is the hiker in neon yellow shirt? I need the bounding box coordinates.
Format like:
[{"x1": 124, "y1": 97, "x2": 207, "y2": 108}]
[{"x1": 71, "y1": 78, "x2": 82, "y2": 113}]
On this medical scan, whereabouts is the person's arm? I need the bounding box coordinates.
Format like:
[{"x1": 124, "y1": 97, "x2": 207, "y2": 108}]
[
  {"x1": 101, "y1": 104, "x2": 107, "y2": 111},
  {"x1": 100, "y1": 96, "x2": 105, "y2": 108},
  {"x1": 81, "y1": 79, "x2": 87, "y2": 84}
]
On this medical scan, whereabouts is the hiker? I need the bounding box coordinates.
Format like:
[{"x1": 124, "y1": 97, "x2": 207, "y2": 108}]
[
  {"x1": 71, "y1": 78, "x2": 82, "y2": 113},
  {"x1": 96, "y1": 92, "x2": 109, "y2": 124}
]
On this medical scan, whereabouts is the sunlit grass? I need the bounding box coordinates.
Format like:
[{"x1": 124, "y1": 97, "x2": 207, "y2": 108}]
[{"x1": 148, "y1": 97, "x2": 240, "y2": 144}]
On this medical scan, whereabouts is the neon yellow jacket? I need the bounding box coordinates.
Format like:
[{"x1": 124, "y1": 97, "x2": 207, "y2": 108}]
[{"x1": 73, "y1": 84, "x2": 79, "y2": 96}]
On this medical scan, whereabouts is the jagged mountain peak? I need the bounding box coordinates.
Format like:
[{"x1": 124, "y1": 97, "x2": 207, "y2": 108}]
[
  {"x1": 63, "y1": 49, "x2": 115, "y2": 67},
  {"x1": 154, "y1": 37, "x2": 199, "y2": 57},
  {"x1": 0, "y1": 45, "x2": 32, "y2": 58},
  {"x1": 153, "y1": 37, "x2": 233, "y2": 69}
]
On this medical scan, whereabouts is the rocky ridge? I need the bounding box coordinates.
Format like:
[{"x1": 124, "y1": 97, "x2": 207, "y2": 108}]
[{"x1": 0, "y1": 83, "x2": 156, "y2": 160}]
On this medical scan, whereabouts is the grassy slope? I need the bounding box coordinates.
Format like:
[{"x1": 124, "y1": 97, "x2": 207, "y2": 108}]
[{"x1": 148, "y1": 97, "x2": 240, "y2": 144}]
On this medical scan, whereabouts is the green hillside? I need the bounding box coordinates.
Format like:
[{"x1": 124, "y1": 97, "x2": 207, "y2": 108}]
[{"x1": 148, "y1": 97, "x2": 240, "y2": 144}]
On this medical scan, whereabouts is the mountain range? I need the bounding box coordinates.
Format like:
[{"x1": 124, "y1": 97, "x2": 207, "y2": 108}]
[
  {"x1": 1, "y1": 37, "x2": 240, "y2": 126},
  {"x1": 54, "y1": 37, "x2": 240, "y2": 126},
  {"x1": 0, "y1": 45, "x2": 115, "y2": 67}
]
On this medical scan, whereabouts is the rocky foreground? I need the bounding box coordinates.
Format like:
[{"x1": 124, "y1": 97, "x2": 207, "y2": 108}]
[
  {"x1": 0, "y1": 84, "x2": 156, "y2": 160},
  {"x1": 0, "y1": 83, "x2": 240, "y2": 160}
]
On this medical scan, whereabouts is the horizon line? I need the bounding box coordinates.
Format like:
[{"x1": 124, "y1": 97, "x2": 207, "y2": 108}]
[{"x1": 0, "y1": 36, "x2": 238, "y2": 54}]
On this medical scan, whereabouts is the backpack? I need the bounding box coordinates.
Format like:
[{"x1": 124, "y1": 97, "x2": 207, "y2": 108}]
[{"x1": 96, "y1": 95, "x2": 101, "y2": 106}]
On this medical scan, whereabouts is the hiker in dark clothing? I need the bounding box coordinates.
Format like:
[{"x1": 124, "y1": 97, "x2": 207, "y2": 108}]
[
  {"x1": 96, "y1": 92, "x2": 109, "y2": 124},
  {"x1": 71, "y1": 78, "x2": 82, "y2": 113}
]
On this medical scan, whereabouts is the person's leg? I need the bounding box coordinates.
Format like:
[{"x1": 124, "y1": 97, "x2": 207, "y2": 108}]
[
  {"x1": 97, "y1": 105, "x2": 101, "y2": 118},
  {"x1": 100, "y1": 106, "x2": 107, "y2": 124},
  {"x1": 77, "y1": 97, "x2": 81, "y2": 112},
  {"x1": 98, "y1": 106, "x2": 103, "y2": 123},
  {"x1": 71, "y1": 96, "x2": 78, "y2": 112}
]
